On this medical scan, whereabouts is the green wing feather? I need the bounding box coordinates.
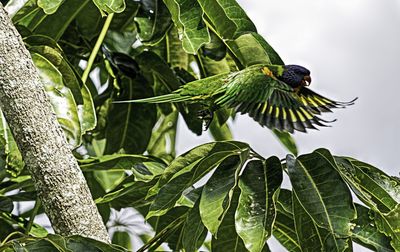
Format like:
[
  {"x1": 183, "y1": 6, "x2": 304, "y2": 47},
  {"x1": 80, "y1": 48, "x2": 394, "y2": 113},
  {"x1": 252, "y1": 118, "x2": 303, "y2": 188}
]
[
  {"x1": 113, "y1": 93, "x2": 192, "y2": 103},
  {"x1": 216, "y1": 66, "x2": 355, "y2": 133}
]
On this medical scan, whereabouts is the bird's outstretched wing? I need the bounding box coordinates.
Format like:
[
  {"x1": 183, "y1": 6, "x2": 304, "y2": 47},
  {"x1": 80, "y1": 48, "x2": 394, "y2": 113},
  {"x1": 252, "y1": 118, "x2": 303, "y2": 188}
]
[{"x1": 215, "y1": 70, "x2": 356, "y2": 133}]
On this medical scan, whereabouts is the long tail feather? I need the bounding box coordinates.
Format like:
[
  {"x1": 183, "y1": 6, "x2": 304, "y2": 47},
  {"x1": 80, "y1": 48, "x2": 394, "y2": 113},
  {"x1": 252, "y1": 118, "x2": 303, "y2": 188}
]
[{"x1": 113, "y1": 94, "x2": 191, "y2": 104}]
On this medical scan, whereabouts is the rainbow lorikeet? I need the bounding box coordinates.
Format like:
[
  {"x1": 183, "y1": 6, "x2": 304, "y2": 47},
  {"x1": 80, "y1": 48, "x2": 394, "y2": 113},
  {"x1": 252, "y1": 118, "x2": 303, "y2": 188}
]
[{"x1": 115, "y1": 64, "x2": 356, "y2": 133}]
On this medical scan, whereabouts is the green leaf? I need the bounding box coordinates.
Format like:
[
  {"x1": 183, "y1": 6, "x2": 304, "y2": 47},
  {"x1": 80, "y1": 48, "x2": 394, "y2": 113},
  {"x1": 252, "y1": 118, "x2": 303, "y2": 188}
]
[
  {"x1": 105, "y1": 77, "x2": 157, "y2": 154},
  {"x1": 93, "y1": 0, "x2": 126, "y2": 14},
  {"x1": 211, "y1": 188, "x2": 248, "y2": 252},
  {"x1": 163, "y1": 0, "x2": 210, "y2": 54},
  {"x1": 202, "y1": 30, "x2": 227, "y2": 61},
  {"x1": 351, "y1": 204, "x2": 393, "y2": 252},
  {"x1": 335, "y1": 157, "x2": 400, "y2": 250},
  {"x1": 147, "y1": 206, "x2": 189, "y2": 250},
  {"x1": 235, "y1": 157, "x2": 283, "y2": 252},
  {"x1": 78, "y1": 84, "x2": 97, "y2": 134},
  {"x1": 292, "y1": 191, "x2": 351, "y2": 252},
  {"x1": 272, "y1": 129, "x2": 297, "y2": 156},
  {"x1": 0, "y1": 109, "x2": 24, "y2": 176},
  {"x1": 112, "y1": 231, "x2": 132, "y2": 250},
  {"x1": 147, "y1": 141, "x2": 249, "y2": 218},
  {"x1": 182, "y1": 199, "x2": 207, "y2": 252},
  {"x1": 335, "y1": 157, "x2": 400, "y2": 213},
  {"x1": 34, "y1": 0, "x2": 91, "y2": 40},
  {"x1": 31, "y1": 52, "x2": 82, "y2": 147},
  {"x1": 209, "y1": 118, "x2": 233, "y2": 141},
  {"x1": 135, "y1": 0, "x2": 172, "y2": 43},
  {"x1": 147, "y1": 141, "x2": 248, "y2": 195},
  {"x1": 80, "y1": 154, "x2": 164, "y2": 179},
  {"x1": 26, "y1": 35, "x2": 97, "y2": 139},
  {"x1": 287, "y1": 149, "x2": 356, "y2": 237},
  {"x1": 147, "y1": 110, "x2": 178, "y2": 163},
  {"x1": 199, "y1": 155, "x2": 243, "y2": 235},
  {"x1": 374, "y1": 204, "x2": 400, "y2": 251},
  {"x1": 273, "y1": 189, "x2": 301, "y2": 252},
  {"x1": 96, "y1": 176, "x2": 156, "y2": 208},
  {"x1": 197, "y1": 0, "x2": 256, "y2": 39},
  {"x1": 37, "y1": 0, "x2": 65, "y2": 14},
  {"x1": 226, "y1": 32, "x2": 284, "y2": 67},
  {"x1": 75, "y1": 1, "x2": 103, "y2": 40},
  {"x1": 11, "y1": 0, "x2": 46, "y2": 30},
  {"x1": 0, "y1": 197, "x2": 13, "y2": 213},
  {"x1": 167, "y1": 26, "x2": 190, "y2": 68}
]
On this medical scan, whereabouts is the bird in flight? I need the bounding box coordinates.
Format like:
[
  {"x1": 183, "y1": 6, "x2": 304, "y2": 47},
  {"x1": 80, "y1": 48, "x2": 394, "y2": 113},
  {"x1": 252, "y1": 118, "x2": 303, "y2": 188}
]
[{"x1": 114, "y1": 64, "x2": 356, "y2": 133}]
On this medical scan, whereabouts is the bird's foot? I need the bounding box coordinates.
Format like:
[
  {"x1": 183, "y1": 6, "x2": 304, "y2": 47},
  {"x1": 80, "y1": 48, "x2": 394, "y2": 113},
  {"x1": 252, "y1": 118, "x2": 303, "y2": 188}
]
[{"x1": 197, "y1": 109, "x2": 214, "y2": 131}]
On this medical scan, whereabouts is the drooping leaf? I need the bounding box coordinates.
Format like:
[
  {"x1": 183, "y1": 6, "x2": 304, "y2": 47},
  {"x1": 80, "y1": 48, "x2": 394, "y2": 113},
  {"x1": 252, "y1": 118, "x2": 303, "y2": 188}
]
[
  {"x1": 95, "y1": 175, "x2": 157, "y2": 210},
  {"x1": 351, "y1": 204, "x2": 393, "y2": 252},
  {"x1": 26, "y1": 35, "x2": 97, "y2": 138},
  {"x1": 75, "y1": 1, "x2": 103, "y2": 40},
  {"x1": 34, "y1": 0, "x2": 91, "y2": 40},
  {"x1": 93, "y1": 0, "x2": 126, "y2": 14},
  {"x1": 147, "y1": 141, "x2": 250, "y2": 218},
  {"x1": 105, "y1": 77, "x2": 157, "y2": 154},
  {"x1": 272, "y1": 129, "x2": 298, "y2": 156},
  {"x1": 197, "y1": 0, "x2": 256, "y2": 39},
  {"x1": 182, "y1": 199, "x2": 207, "y2": 252},
  {"x1": 287, "y1": 149, "x2": 356, "y2": 237},
  {"x1": 147, "y1": 110, "x2": 178, "y2": 163},
  {"x1": 37, "y1": 0, "x2": 65, "y2": 14},
  {"x1": 235, "y1": 158, "x2": 283, "y2": 252},
  {"x1": 273, "y1": 189, "x2": 301, "y2": 252},
  {"x1": 135, "y1": 0, "x2": 172, "y2": 43},
  {"x1": 0, "y1": 109, "x2": 24, "y2": 176},
  {"x1": 211, "y1": 188, "x2": 248, "y2": 252},
  {"x1": 78, "y1": 84, "x2": 97, "y2": 134},
  {"x1": 0, "y1": 196, "x2": 14, "y2": 213},
  {"x1": 167, "y1": 26, "x2": 190, "y2": 68},
  {"x1": 202, "y1": 30, "x2": 227, "y2": 61},
  {"x1": 335, "y1": 157, "x2": 400, "y2": 213},
  {"x1": 373, "y1": 205, "x2": 400, "y2": 251},
  {"x1": 226, "y1": 32, "x2": 284, "y2": 67},
  {"x1": 199, "y1": 155, "x2": 243, "y2": 234},
  {"x1": 163, "y1": 0, "x2": 210, "y2": 54},
  {"x1": 31, "y1": 52, "x2": 82, "y2": 147},
  {"x1": 146, "y1": 206, "x2": 189, "y2": 251},
  {"x1": 112, "y1": 231, "x2": 132, "y2": 250},
  {"x1": 335, "y1": 157, "x2": 400, "y2": 250},
  {"x1": 292, "y1": 191, "x2": 351, "y2": 252}
]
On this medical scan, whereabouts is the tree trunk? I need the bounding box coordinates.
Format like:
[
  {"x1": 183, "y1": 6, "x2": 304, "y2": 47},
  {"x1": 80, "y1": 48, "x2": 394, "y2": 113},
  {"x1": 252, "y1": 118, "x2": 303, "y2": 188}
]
[{"x1": 0, "y1": 4, "x2": 110, "y2": 243}]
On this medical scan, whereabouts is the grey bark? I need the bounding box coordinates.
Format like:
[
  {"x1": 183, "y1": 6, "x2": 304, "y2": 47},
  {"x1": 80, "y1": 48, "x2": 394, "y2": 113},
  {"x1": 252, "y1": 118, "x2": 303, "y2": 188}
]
[{"x1": 0, "y1": 4, "x2": 110, "y2": 243}]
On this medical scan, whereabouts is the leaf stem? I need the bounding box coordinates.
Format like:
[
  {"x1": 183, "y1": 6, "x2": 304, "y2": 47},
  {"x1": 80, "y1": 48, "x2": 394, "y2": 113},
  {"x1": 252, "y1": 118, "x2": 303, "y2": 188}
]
[
  {"x1": 25, "y1": 198, "x2": 41, "y2": 235},
  {"x1": 81, "y1": 13, "x2": 114, "y2": 83}
]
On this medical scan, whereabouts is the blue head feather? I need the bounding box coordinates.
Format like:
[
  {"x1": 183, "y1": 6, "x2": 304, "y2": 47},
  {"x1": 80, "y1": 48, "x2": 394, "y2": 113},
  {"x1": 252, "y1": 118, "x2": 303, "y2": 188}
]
[{"x1": 279, "y1": 65, "x2": 311, "y2": 88}]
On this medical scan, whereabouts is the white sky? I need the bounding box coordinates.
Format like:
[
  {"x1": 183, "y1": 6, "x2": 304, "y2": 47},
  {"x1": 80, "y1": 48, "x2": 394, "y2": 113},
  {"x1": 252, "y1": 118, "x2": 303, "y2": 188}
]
[{"x1": 177, "y1": 0, "x2": 400, "y2": 177}]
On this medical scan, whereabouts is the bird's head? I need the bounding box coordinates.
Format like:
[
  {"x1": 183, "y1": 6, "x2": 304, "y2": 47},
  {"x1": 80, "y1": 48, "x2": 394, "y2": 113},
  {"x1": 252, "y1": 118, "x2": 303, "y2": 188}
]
[{"x1": 279, "y1": 65, "x2": 311, "y2": 88}]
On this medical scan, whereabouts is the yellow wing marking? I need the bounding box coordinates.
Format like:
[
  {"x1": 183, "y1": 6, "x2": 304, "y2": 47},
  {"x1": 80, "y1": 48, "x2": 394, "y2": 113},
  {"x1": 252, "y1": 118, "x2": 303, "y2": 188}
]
[
  {"x1": 261, "y1": 102, "x2": 268, "y2": 114},
  {"x1": 268, "y1": 105, "x2": 274, "y2": 114},
  {"x1": 299, "y1": 107, "x2": 313, "y2": 119},
  {"x1": 296, "y1": 111, "x2": 306, "y2": 122},
  {"x1": 262, "y1": 67, "x2": 275, "y2": 78},
  {"x1": 275, "y1": 107, "x2": 280, "y2": 118},
  {"x1": 288, "y1": 109, "x2": 297, "y2": 122}
]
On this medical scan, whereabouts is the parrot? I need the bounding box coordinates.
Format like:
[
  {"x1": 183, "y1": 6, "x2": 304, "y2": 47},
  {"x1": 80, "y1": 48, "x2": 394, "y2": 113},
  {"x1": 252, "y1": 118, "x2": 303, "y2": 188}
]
[{"x1": 114, "y1": 64, "x2": 356, "y2": 133}]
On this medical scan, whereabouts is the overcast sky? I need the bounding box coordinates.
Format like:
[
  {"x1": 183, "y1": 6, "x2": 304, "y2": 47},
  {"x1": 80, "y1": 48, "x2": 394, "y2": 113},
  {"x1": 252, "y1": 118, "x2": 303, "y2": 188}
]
[{"x1": 177, "y1": 0, "x2": 400, "y2": 177}]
